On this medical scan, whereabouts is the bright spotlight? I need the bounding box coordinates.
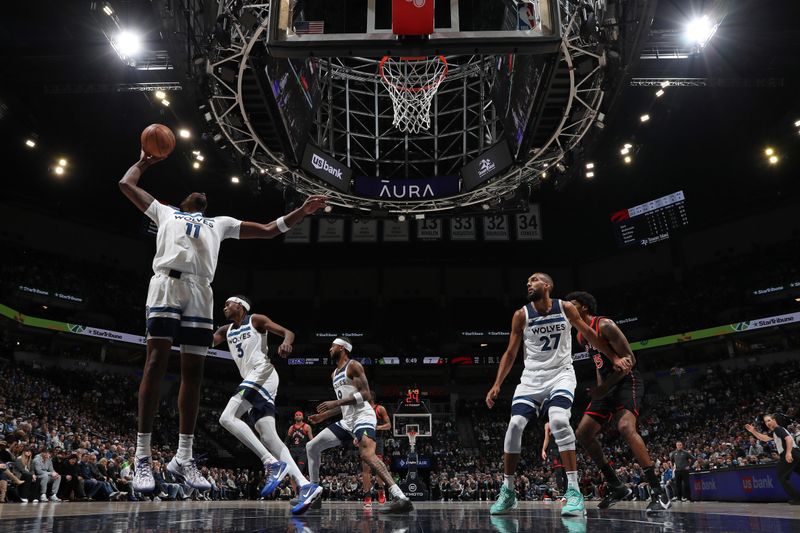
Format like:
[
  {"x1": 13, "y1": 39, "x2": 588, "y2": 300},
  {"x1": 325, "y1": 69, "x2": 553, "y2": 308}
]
[
  {"x1": 624, "y1": 143, "x2": 632, "y2": 149},
  {"x1": 192, "y1": 161, "x2": 200, "y2": 169},
  {"x1": 324, "y1": 205, "x2": 333, "y2": 213},
  {"x1": 102, "y1": 4, "x2": 114, "y2": 16},
  {"x1": 58, "y1": 158, "x2": 68, "y2": 167},
  {"x1": 541, "y1": 171, "x2": 548, "y2": 179},
  {"x1": 660, "y1": 81, "x2": 670, "y2": 88},
  {"x1": 656, "y1": 89, "x2": 665, "y2": 98},
  {"x1": 231, "y1": 176, "x2": 240, "y2": 184},
  {"x1": 640, "y1": 114, "x2": 650, "y2": 123},
  {"x1": 585, "y1": 162, "x2": 595, "y2": 169},
  {"x1": 586, "y1": 171, "x2": 595, "y2": 178},
  {"x1": 25, "y1": 139, "x2": 36, "y2": 148},
  {"x1": 192, "y1": 150, "x2": 201, "y2": 156},
  {"x1": 624, "y1": 156, "x2": 632, "y2": 164},
  {"x1": 794, "y1": 119, "x2": 800, "y2": 127},
  {"x1": 114, "y1": 31, "x2": 142, "y2": 58},
  {"x1": 196, "y1": 154, "x2": 205, "y2": 161},
  {"x1": 764, "y1": 147, "x2": 774, "y2": 156},
  {"x1": 398, "y1": 214, "x2": 407, "y2": 222},
  {"x1": 179, "y1": 129, "x2": 191, "y2": 139},
  {"x1": 275, "y1": 167, "x2": 284, "y2": 172},
  {"x1": 686, "y1": 16, "x2": 717, "y2": 48},
  {"x1": 260, "y1": 168, "x2": 267, "y2": 174},
  {"x1": 54, "y1": 166, "x2": 65, "y2": 176},
  {"x1": 621, "y1": 147, "x2": 630, "y2": 155},
  {"x1": 160, "y1": 99, "x2": 170, "y2": 107},
  {"x1": 155, "y1": 90, "x2": 166, "y2": 100},
  {"x1": 769, "y1": 155, "x2": 779, "y2": 165}
]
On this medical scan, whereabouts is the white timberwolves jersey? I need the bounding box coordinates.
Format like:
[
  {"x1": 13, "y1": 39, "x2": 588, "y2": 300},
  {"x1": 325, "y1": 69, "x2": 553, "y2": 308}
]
[
  {"x1": 145, "y1": 200, "x2": 241, "y2": 281},
  {"x1": 332, "y1": 360, "x2": 369, "y2": 424},
  {"x1": 522, "y1": 299, "x2": 573, "y2": 373},
  {"x1": 226, "y1": 315, "x2": 274, "y2": 379}
]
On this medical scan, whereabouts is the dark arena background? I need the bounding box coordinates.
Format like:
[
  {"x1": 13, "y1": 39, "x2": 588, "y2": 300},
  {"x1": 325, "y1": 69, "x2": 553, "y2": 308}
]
[{"x1": 1, "y1": 1, "x2": 800, "y2": 532}]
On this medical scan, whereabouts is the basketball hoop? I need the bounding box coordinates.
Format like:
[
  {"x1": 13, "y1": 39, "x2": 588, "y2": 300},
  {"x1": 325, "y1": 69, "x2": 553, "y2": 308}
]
[
  {"x1": 405, "y1": 423, "x2": 419, "y2": 452},
  {"x1": 379, "y1": 55, "x2": 448, "y2": 134}
]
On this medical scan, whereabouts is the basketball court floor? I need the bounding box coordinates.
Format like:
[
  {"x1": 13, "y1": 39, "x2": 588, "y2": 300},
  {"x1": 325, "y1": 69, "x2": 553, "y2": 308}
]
[{"x1": 1, "y1": 501, "x2": 798, "y2": 532}]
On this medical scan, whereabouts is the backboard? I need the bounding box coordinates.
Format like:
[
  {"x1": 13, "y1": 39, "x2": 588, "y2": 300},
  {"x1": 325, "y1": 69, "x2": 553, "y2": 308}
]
[{"x1": 267, "y1": 0, "x2": 561, "y2": 57}]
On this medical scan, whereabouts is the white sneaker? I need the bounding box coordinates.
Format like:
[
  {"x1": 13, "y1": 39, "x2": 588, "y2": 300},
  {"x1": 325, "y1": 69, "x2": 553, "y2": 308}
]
[
  {"x1": 132, "y1": 456, "x2": 156, "y2": 493},
  {"x1": 40, "y1": 494, "x2": 48, "y2": 502},
  {"x1": 50, "y1": 496, "x2": 62, "y2": 502},
  {"x1": 167, "y1": 456, "x2": 211, "y2": 490},
  {"x1": 20, "y1": 498, "x2": 28, "y2": 504},
  {"x1": 153, "y1": 496, "x2": 162, "y2": 502}
]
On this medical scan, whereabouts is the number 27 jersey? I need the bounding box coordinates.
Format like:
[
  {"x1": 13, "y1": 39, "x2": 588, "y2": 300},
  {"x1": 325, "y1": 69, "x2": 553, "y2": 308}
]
[{"x1": 522, "y1": 299, "x2": 573, "y2": 373}]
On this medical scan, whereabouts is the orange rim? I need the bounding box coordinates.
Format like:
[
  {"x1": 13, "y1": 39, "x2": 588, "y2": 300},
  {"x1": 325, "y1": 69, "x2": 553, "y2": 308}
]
[{"x1": 379, "y1": 55, "x2": 448, "y2": 93}]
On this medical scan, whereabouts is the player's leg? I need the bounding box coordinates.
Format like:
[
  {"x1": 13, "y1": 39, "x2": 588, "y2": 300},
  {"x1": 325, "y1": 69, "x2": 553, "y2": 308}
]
[
  {"x1": 491, "y1": 384, "x2": 536, "y2": 514},
  {"x1": 361, "y1": 456, "x2": 373, "y2": 507},
  {"x1": 219, "y1": 393, "x2": 276, "y2": 465},
  {"x1": 306, "y1": 425, "x2": 347, "y2": 484},
  {"x1": 576, "y1": 409, "x2": 630, "y2": 508},
  {"x1": 356, "y1": 432, "x2": 412, "y2": 514}
]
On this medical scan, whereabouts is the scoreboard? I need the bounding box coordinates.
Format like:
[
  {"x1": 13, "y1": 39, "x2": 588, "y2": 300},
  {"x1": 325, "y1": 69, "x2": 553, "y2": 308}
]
[{"x1": 611, "y1": 191, "x2": 688, "y2": 248}]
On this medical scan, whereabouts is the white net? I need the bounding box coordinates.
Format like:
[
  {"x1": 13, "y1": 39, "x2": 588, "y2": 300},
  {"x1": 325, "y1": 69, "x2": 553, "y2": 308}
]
[{"x1": 379, "y1": 55, "x2": 448, "y2": 134}]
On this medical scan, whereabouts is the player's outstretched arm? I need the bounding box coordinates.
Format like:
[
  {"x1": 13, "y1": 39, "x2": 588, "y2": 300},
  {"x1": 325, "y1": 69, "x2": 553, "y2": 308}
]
[
  {"x1": 118, "y1": 151, "x2": 165, "y2": 213},
  {"x1": 239, "y1": 195, "x2": 328, "y2": 239},
  {"x1": 564, "y1": 301, "x2": 632, "y2": 374},
  {"x1": 485, "y1": 309, "x2": 526, "y2": 408},
  {"x1": 744, "y1": 424, "x2": 772, "y2": 442},
  {"x1": 252, "y1": 315, "x2": 295, "y2": 357},
  {"x1": 211, "y1": 324, "x2": 231, "y2": 347}
]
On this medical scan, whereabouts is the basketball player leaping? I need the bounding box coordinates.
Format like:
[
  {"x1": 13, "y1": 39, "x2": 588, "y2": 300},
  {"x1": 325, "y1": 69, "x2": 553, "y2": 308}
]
[
  {"x1": 566, "y1": 291, "x2": 671, "y2": 513},
  {"x1": 361, "y1": 392, "x2": 391, "y2": 508},
  {"x1": 305, "y1": 337, "x2": 413, "y2": 514},
  {"x1": 485, "y1": 273, "x2": 632, "y2": 517},
  {"x1": 119, "y1": 151, "x2": 327, "y2": 493},
  {"x1": 212, "y1": 295, "x2": 322, "y2": 514}
]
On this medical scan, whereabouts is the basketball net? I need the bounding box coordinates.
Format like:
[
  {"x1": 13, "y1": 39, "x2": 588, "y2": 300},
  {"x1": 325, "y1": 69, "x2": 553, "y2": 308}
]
[
  {"x1": 380, "y1": 55, "x2": 448, "y2": 134},
  {"x1": 406, "y1": 429, "x2": 418, "y2": 453}
]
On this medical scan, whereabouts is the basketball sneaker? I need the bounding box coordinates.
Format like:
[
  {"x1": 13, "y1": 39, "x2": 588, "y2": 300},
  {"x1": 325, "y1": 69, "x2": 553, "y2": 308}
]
[
  {"x1": 561, "y1": 488, "x2": 586, "y2": 517},
  {"x1": 379, "y1": 497, "x2": 414, "y2": 514},
  {"x1": 646, "y1": 488, "x2": 672, "y2": 513},
  {"x1": 598, "y1": 484, "x2": 632, "y2": 510},
  {"x1": 260, "y1": 461, "x2": 289, "y2": 498},
  {"x1": 364, "y1": 495, "x2": 373, "y2": 509},
  {"x1": 490, "y1": 486, "x2": 518, "y2": 515},
  {"x1": 132, "y1": 456, "x2": 155, "y2": 493},
  {"x1": 291, "y1": 483, "x2": 323, "y2": 515},
  {"x1": 167, "y1": 456, "x2": 211, "y2": 490},
  {"x1": 377, "y1": 489, "x2": 386, "y2": 504},
  {"x1": 489, "y1": 516, "x2": 519, "y2": 533}
]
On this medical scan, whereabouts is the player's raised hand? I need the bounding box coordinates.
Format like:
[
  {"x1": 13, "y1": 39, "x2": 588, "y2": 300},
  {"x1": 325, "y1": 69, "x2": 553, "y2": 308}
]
[
  {"x1": 485, "y1": 384, "x2": 500, "y2": 409},
  {"x1": 138, "y1": 150, "x2": 167, "y2": 167},
  {"x1": 277, "y1": 342, "x2": 293, "y2": 357},
  {"x1": 301, "y1": 195, "x2": 328, "y2": 215},
  {"x1": 308, "y1": 413, "x2": 323, "y2": 424}
]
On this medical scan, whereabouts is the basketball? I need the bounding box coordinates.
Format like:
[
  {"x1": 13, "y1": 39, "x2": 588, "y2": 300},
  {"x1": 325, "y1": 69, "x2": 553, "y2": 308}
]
[{"x1": 141, "y1": 124, "x2": 176, "y2": 158}]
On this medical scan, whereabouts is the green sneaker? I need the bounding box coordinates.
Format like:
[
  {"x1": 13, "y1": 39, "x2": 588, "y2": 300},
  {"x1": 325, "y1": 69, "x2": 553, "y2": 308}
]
[
  {"x1": 561, "y1": 488, "x2": 586, "y2": 517},
  {"x1": 490, "y1": 516, "x2": 520, "y2": 533},
  {"x1": 490, "y1": 486, "x2": 518, "y2": 515}
]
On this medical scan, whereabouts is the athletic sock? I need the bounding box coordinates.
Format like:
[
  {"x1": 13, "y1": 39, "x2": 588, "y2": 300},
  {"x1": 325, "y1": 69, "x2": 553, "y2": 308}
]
[
  {"x1": 601, "y1": 462, "x2": 622, "y2": 487},
  {"x1": 644, "y1": 466, "x2": 660, "y2": 490},
  {"x1": 176, "y1": 434, "x2": 194, "y2": 463},
  {"x1": 135, "y1": 433, "x2": 151, "y2": 459},
  {"x1": 389, "y1": 484, "x2": 408, "y2": 500},
  {"x1": 503, "y1": 474, "x2": 515, "y2": 490},
  {"x1": 566, "y1": 471, "x2": 579, "y2": 491}
]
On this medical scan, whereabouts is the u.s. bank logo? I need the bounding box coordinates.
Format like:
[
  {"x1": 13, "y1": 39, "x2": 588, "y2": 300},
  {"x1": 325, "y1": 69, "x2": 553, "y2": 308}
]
[
  {"x1": 478, "y1": 158, "x2": 496, "y2": 178},
  {"x1": 311, "y1": 154, "x2": 325, "y2": 170},
  {"x1": 311, "y1": 153, "x2": 343, "y2": 180}
]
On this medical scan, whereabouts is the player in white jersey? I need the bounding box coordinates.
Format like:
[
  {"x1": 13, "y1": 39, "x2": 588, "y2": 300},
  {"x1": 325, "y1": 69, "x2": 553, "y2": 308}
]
[
  {"x1": 118, "y1": 150, "x2": 327, "y2": 493},
  {"x1": 485, "y1": 272, "x2": 631, "y2": 517},
  {"x1": 305, "y1": 337, "x2": 414, "y2": 514},
  {"x1": 212, "y1": 295, "x2": 322, "y2": 514}
]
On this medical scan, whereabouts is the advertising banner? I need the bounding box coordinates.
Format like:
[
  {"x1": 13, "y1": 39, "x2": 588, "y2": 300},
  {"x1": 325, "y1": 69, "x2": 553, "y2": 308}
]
[{"x1": 691, "y1": 465, "x2": 800, "y2": 502}]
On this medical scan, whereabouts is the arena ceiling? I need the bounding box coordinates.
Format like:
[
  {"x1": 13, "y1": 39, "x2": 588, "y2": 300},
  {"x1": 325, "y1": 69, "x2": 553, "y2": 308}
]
[{"x1": 1, "y1": 0, "x2": 799, "y2": 265}]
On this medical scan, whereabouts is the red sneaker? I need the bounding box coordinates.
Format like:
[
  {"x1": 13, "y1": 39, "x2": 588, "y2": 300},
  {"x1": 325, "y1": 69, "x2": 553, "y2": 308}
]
[
  {"x1": 364, "y1": 495, "x2": 372, "y2": 508},
  {"x1": 377, "y1": 490, "x2": 386, "y2": 504}
]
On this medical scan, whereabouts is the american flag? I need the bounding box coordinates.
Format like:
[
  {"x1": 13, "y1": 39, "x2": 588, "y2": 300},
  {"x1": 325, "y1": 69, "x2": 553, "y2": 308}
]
[{"x1": 294, "y1": 21, "x2": 325, "y2": 35}]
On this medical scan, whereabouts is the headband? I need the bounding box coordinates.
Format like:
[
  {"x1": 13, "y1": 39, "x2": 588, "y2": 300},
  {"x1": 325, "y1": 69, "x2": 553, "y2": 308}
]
[
  {"x1": 226, "y1": 297, "x2": 251, "y2": 312},
  {"x1": 333, "y1": 338, "x2": 352, "y2": 352}
]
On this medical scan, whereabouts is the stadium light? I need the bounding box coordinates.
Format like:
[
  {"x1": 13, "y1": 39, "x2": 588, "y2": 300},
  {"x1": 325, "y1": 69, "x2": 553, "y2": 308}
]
[
  {"x1": 192, "y1": 150, "x2": 201, "y2": 156},
  {"x1": 179, "y1": 129, "x2": 191, "y2": 139},
  {"x1": 102, "y1": 3, "x2": 114, "y2": 16},
  {"x1": 585, "y1": 162, "x2": 595, "y2": 169},
  {"x1": 686, "y1": 16, "x2": 717, "y2": 48},
  {"x1": 586, "y1": 171, "x2": 595, "y2": 179},
  {"x1": 660, "y1": 81, "x2": 670, "y2": 88},
  {"x1": 155, "y1": 90, "x2": 166, "y2": 100},
  {"x1": 764, "y1": 147, "x2": 774, "y2": 156},
  {"x1": 794, "y1": 119, "x2": 800, "y2": 128},
  {"x1": 768, "y1": 155, "x2": 779, "y2": 165},
  {"x1": 260, "y1": 168, "x2": 267, "y2": 174},
  {"x1": 25, "y1": 139, "x2": 36, "y2": 148},
  {"x1": 398, "y1": 214, "x2": 406, "y2": 222},
  {"x1": 58, "y1": 158, "x2": 68, "y2": 167},
  {"x1": 624, "y1": 156, "x2": 632, "y2": 164},
  {"x1": 230, "y1": 176, "x2": 240, "y2": 184},
  {"x1": 640, "y1": 114, "x2": 650, "y2": 123},
  {"x1": 656, "y1": 89, "x2": 665, "y2": 98},
  {"x1": 54, "y1": 166, "x2": 65, "y2": 176},
  {"x1": 160, "y1": 99, "x2": 170, "y2": 107},
  {"x1": 114, "y1": 30, "x2": 142, "y2": 58},
  {"x1": 621, "y1": 147, "x2": 630, "y2": 155},
  {"x1": 541, "y1": 171, "x2": 548, "y2": 179},
  {"x1": 196, "y1": 154, "x2": 205, "y2": 162},
  {"x1": 192, "y1": 161, "x2": 200, "y2": 169},
  {"x1": 275, "y1": 167, "x2": 284, "y2": 172}
]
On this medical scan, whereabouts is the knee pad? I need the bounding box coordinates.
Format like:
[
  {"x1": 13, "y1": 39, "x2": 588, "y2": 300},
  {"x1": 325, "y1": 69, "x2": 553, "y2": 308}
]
[
  {"x1": 548, "y1": 406, "x2": 576, "y2": 452},
  {"x1": 503, "y1": 415, "x2": 529, "y2": 454}
]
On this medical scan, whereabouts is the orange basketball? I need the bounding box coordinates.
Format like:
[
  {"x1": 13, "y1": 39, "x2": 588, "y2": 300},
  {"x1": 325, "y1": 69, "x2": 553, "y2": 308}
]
[{"x1": 141, "y1": 124, "x2": 176, "y2": 158}]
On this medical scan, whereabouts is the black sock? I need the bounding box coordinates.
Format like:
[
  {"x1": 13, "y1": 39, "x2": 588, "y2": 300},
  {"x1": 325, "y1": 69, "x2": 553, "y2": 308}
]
[
  {"x1": 644, "y1": 466, "x2": 660, "y2": 491},
  {"x1": 601, "y1": 463, "x2": 622, "y2": 487}
]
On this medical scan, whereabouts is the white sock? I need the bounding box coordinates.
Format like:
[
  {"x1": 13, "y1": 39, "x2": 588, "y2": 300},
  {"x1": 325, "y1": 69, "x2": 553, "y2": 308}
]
[
  {"x1": 136, "y1": 433, "x2": 151, "y2": 459},
  {"x1": 504, "y1": 474, "x2": 515, "y2": 490},
  {"x1": 389, "y1": 484, "x2": 408, "y2": 501},
  {"x1": 567, "y1": 471, "x2": 579, "y2": 490},
  {"x1": 177, "y1": 434, "x2": 194, "y2": 462}
]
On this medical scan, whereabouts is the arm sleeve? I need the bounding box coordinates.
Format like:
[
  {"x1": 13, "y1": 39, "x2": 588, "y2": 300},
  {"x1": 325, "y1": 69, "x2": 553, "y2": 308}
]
[
  {"x1": 216, "y1": 216, "x2": 242, "y2": 240},
  {"x1": 145, "y1": 200, "x2": 174, "y2": 224}
]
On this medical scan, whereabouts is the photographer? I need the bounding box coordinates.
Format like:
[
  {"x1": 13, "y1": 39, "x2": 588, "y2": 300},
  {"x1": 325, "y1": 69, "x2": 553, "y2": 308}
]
[{"x1": 746, "y1": 414, "x2": 800, "y2": 505}]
